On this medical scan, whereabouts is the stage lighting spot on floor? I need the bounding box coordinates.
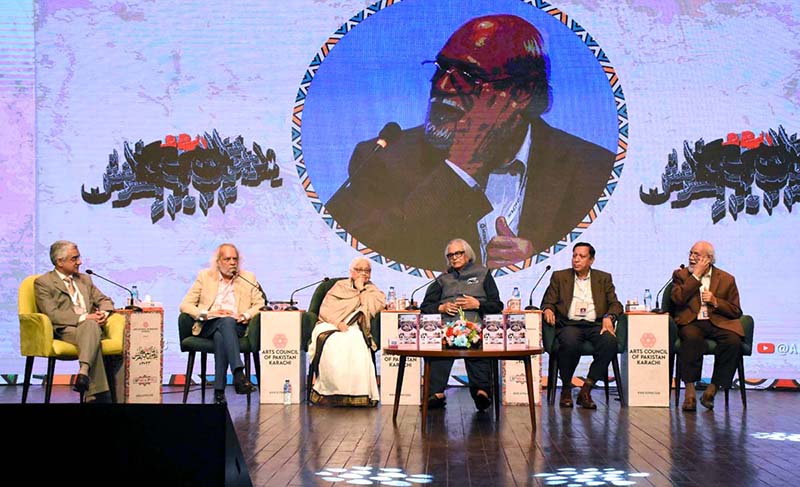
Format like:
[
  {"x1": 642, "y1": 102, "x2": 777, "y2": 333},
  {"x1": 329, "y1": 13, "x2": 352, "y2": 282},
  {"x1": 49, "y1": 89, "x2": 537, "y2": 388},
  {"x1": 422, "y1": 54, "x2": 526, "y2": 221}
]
[
  {"x1": 751, "y1": 432, "x2": 800, "y2": 441},
  {"x1": 316, "y1": 466, "x2": 434, "y2": 485},
  {"x1": 534, "y1": 467, "x2": 651, "y2": 485}
]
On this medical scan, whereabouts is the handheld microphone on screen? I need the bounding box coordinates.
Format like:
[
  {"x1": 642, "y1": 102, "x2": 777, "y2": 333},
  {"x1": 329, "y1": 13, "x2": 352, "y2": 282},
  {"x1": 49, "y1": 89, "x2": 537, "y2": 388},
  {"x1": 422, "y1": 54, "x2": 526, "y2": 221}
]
[
  {"x1": 287, "y1": 277, "x2": 330, "y2": 311},
  {"x1": 524, "y1": 265, "x2": 552, "y2": 310},
  {"x1": 652, "y1": 264, "x2": 685, "y2": 313},
  {"x1": 332, "y1": 122, "x2": 403, "y2": 195},
  {"x1": 372, "y1": 122, "x2": 402, "y2": 152},
  {"x1": 233, "y1": 271, "x2": 271, "y2": 311},
  {"x1": 85, "y1": 269, "x2": 142, "y2": 311},
  {"x1": 406, "y1": 278, "x2": 436, "y2": 310}
]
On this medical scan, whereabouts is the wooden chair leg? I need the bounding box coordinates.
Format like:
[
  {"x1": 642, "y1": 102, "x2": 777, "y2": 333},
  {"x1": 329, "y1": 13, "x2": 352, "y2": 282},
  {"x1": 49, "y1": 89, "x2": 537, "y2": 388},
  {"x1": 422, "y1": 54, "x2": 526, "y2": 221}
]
[
  {"x1": 182, "y1": 351, "x2": 196, "y2": 404},
  {"x1": 22, "y1": 356, "x2": 34, "y2": 404},
  {"x1": 492, "y1": 359, "x2": 500, "y2": 421},
  {"x1": 200, "y1": 352, "x2": 208, "y2": 404},
  {"x1": 738, "y1": 357, "x2": 747, "y2": 409},
  {"x1": 45, "y1": 357, "x2": 56, "y2": 404},
  {"x1": 612, "y1": 356, "x2": 625, "y2": 406},
  {"x1": 725, "y1": 385, "x2": 730, "y2": 408}
]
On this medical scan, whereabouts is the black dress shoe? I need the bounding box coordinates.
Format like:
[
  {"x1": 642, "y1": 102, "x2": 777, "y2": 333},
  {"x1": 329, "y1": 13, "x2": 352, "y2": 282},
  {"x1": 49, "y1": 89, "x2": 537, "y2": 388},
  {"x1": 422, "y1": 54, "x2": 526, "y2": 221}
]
[
  {"x1": 700, "y1": 383, "x2": 717, "y2": 410},
  {"x1": 73, "y1": 373, "x2": 90, "y2": 393},
  {"x1": 682, "y1": 396, "x2": 697, "y2": 412},
  {"x1": 559, "y1": 391, "x2": 574, "y2": 408},
  {"x1": 576, "y1": 380, "x2": 597, "y2": 409},
  {"x1": 474, "y1": 391, "x2": 492, "y2": 412},
  {"x1": 234, "y1": 378, "x2": 257, "y2": 395},
  {"x1": 426, "y1": 394, "x2": 446, "y2": 409},
  {"x1": 214, "y1": 391, "x2": 227, "y2": 405}
]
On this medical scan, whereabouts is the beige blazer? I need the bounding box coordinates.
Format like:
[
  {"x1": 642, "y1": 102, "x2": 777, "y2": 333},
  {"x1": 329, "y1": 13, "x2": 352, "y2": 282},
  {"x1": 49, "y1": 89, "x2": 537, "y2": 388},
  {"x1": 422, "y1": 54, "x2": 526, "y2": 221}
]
[
  {"x1": 179, "y1": 268, "x2": 266, "y2": 336},
  {"x1": 34, "y1": 271, "x2": 114, "y2": 327}
]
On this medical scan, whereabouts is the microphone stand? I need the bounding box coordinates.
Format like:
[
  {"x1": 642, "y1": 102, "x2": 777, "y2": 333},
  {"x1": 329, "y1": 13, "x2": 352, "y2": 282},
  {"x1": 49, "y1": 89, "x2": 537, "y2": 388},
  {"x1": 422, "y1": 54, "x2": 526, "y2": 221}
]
[
  {"x1": 85, "y1": 269, "x2": 141, "y2": 311},
  {"x1": 234, "y1": 272, "x2": 271, "y2": 311},
  {"x1": 287, "y1": 277, "x2": 329, "y2": 311},
  {"x1": 652, "y1": 264, "x2": 684, "y2": 313},
  {"x1": 524, "y1": 265, "x2": 552, "y2": 310},
  {"x1": 407, "y1": 278, "x2": 436, "y2": 310}
]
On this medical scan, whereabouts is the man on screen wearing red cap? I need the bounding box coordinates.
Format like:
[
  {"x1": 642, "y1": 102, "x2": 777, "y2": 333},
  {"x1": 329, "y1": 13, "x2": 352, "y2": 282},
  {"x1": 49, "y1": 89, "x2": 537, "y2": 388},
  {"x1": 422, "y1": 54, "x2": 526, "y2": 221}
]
[{"x1": 326, "y1": 14, "x2": 615, "y2": 271}]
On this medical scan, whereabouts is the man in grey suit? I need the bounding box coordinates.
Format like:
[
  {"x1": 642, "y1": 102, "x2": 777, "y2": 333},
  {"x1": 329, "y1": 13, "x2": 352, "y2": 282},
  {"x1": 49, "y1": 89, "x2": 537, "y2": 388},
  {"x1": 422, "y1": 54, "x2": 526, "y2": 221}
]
[
  {"x1": 34, "y1": 240, "x2": 116, "y2": 402},
  {"x1": 541, "y1": 242, "x2": 623, "y2": 409}
]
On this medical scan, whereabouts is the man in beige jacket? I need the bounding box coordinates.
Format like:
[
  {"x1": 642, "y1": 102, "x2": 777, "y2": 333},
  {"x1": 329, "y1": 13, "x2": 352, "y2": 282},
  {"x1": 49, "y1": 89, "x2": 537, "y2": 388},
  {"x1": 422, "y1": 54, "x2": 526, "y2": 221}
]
[{"x1": 180, "y1": 243, "x2": 263, "y2": 404}]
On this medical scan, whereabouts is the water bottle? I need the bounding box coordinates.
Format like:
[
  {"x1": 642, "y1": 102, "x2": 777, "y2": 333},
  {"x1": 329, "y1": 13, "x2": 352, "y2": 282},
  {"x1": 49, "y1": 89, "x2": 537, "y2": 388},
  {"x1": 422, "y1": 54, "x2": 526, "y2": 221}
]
[
  {"x1": 131, "y1": 285, "x2": 139, "y2": 306},
  {"x1": 644, "y1": 288, "x2": 653, "y2": 311},
  {"x1": 387, "y1": 286, "x2": 397, "y2": 310},
  {"x1": 508, "y1": 286, "x2": 521, "y2": 311},
  {"x1": 283, "y1": 379, "x2": 292, "y2": 405}
]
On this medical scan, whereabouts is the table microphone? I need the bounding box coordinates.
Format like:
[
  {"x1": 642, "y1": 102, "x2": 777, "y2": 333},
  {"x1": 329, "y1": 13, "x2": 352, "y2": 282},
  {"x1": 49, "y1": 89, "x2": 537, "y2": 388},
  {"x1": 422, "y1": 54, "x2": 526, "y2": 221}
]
[
  {"x1": 85, "y1": 269, "x2": 141, "y2": 311},
  {"x1": 234, "y1": 271, "x2": 271, "y2": 311},
  {"x1": 407, "y1": 278, "x2": 436, "y2": 310},
  {"x1": 652, "y1": 264, "x2": 685, "y2": 313},
  {"x1": 524, "y1": 265, "x2": 552, "y2": 310},
  {"x1": 287, "y1": 277, "x2": 330, "y2": 310}
]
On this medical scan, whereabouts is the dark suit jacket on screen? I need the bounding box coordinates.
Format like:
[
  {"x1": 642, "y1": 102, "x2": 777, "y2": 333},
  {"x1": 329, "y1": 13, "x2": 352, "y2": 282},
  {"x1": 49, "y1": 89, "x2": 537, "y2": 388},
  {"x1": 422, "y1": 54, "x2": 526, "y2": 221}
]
[{"x1": 325, "y1": 117, "x2": 615, "y2": 271}]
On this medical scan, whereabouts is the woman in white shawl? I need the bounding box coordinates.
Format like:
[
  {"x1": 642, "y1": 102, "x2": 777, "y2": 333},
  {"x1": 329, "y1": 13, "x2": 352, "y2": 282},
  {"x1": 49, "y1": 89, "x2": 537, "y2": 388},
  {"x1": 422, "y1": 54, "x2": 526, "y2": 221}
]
[{"x1": 308, "y1": 257, "x2": 385, "y2": 406}]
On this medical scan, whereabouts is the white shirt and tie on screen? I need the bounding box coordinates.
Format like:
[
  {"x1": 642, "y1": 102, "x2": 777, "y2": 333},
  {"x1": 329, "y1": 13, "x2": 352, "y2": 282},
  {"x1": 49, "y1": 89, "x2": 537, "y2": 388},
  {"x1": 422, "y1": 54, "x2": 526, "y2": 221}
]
[{"x1": 445, "y1": 126, "x2": 532, "y2": 268}]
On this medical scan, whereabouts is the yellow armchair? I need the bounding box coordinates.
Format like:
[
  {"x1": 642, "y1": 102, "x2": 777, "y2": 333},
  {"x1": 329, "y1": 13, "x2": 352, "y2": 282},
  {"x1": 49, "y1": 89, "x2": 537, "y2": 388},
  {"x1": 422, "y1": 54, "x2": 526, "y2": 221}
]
[{"x1": 18, "y1": 275, "x2": 124, "y2": 403}]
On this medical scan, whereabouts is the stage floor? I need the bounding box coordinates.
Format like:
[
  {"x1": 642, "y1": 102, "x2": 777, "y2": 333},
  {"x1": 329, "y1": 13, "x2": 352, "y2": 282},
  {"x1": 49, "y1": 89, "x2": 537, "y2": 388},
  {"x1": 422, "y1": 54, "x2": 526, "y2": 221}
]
[{"x1": 3, "y1": 385, "x2": 796, "y2": 486}]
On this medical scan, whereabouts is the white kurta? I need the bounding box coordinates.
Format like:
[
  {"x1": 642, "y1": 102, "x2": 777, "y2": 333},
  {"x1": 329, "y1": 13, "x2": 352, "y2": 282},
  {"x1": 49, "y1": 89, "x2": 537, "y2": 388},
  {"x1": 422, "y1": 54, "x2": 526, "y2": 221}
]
[{"x1": 309, "y1": 323, "x2": 379, "y2": 401}]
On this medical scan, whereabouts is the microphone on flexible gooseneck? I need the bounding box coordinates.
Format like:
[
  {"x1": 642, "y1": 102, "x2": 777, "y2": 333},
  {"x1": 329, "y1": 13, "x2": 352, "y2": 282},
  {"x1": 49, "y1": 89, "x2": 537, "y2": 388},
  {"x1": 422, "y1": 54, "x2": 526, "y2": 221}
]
[
  {"x1": 407, "y1": 278, "x2": 436, "y2": 310},
  {"x1": 524, "y1": 265, "x2": 552, "y2": 310},
  {"x1": 234, "y1": 271, "x2": 271, "y2": 311},
  {"x1": 287, "y1": 277, "x2": 330, "y2": 311},
  {"x1": 85, "y1": 269, "x2": 141, "y2": 311},
  {"x1": 652, "y1": 264, "x2": 685, "y2": 313}
]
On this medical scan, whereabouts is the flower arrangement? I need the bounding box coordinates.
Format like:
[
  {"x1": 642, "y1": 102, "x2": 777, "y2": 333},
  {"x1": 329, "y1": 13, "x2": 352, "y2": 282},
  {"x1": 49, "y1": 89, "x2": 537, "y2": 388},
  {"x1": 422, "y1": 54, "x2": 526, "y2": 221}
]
[{"x1": 443, "y1": 308, "x2": 482, "y2": 349}]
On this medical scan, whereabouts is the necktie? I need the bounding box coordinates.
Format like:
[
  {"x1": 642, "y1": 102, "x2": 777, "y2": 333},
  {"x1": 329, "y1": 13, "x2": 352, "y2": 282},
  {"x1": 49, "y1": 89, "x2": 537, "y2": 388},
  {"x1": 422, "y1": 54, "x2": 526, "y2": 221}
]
[
  {"x1": 65, "y1": 277, "x2": 86, "y2": 315},
  {"x1": 494, "y1": 159, "x2": 525, "y2": 177}
]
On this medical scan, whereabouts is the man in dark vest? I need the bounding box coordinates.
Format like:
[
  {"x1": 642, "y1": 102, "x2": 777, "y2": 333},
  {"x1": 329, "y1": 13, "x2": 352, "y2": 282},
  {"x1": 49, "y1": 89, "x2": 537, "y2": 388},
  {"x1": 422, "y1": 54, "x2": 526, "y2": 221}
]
[{"x1": 420, "y1": 238, "x2": 504, "y2": 411}]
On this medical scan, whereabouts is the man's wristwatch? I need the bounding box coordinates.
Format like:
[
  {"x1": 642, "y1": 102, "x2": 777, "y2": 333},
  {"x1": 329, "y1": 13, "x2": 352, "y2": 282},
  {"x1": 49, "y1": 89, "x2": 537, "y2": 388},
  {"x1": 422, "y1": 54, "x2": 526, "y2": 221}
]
[{"x1": 603, "y1": 313, "x2": 616, "y2": 323}]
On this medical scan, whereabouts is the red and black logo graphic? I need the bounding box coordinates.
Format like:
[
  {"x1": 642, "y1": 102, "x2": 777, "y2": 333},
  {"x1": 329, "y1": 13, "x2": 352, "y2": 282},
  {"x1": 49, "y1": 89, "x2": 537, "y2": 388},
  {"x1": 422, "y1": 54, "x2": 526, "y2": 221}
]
[
  {"x1": 81, "y1": 130, "x2": 282, "y2": 223},
  {"x1": 640, "y1": 126, "x2": 800, "y2": 222}
]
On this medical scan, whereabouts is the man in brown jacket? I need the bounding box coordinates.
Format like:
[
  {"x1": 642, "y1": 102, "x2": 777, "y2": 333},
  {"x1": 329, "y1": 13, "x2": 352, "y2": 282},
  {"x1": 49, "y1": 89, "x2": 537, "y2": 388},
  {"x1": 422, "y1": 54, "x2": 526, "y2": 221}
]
[
  {"x1": 541, "y1": 242, "x2": 623, "y2": 409},
  {"x1": 670, "y1": 241, "x2": 742, "y2": 411}
]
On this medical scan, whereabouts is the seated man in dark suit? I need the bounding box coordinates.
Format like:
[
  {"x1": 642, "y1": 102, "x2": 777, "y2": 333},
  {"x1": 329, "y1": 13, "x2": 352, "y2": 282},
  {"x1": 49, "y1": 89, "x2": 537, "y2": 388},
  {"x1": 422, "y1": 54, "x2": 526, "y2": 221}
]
[
  {"x1": 541, "y1": 242, "x2": 622, "y2": 409},
  {"x1": 34, "y1": 240, "x2": 117, "y2": 402},
  {"x1": 670, "y1": 241, "x2": 742, "y2": 411}
]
